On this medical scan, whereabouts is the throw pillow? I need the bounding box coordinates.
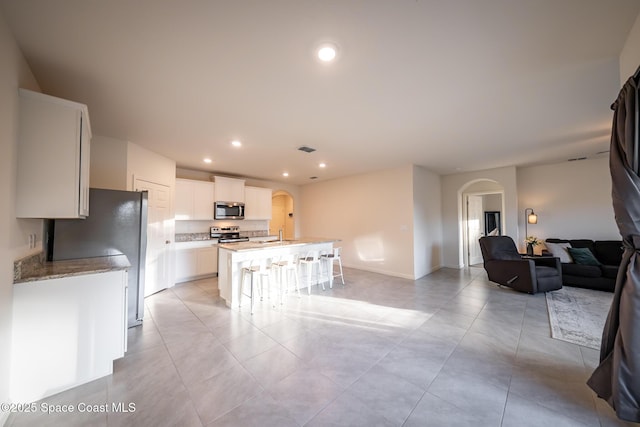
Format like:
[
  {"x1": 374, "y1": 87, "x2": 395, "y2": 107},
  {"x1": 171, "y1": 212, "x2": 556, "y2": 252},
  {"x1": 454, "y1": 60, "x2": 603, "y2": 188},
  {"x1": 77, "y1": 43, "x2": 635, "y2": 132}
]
[
  {"x1": 567, "y1": 247, "x2": 601, "y2": 266},
  {"x1": 545, "y1": 241, "x2": 573, "y2": 263}
]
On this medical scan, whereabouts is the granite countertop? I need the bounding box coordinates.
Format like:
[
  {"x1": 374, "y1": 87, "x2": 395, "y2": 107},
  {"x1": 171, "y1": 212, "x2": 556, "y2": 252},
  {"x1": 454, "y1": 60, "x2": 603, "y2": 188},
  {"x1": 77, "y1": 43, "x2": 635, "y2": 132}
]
[
  {"x1": 14, "y1": 254, "x2": 131, "y2": 284},
  {"x1": 217, "y1": 237, "x2": 340, "y2": 252}
]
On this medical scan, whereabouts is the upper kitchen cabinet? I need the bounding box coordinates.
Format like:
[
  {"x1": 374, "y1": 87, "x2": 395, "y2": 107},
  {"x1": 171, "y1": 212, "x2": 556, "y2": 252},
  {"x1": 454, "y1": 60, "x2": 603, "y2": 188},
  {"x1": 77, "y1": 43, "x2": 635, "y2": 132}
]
[
  {"x1": 214, "y1": 176, "x2": 245, "y2": 202},
  {"x1": 244, "y1": 186, "x2": 272, "y2": 220},
  {"x1": 16, "y1": 89, "x2": 91, "y2": 219},
  {"x1": 175, "y1": 178, "x2": 215, "y2": 220}
]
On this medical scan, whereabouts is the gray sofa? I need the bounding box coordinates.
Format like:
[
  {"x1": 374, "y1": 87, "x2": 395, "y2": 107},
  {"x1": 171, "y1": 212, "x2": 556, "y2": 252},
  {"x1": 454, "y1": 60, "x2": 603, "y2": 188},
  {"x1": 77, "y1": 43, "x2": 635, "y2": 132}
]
[{"x1": 544, "y1": 238, "x2": 623, "y2": 292}]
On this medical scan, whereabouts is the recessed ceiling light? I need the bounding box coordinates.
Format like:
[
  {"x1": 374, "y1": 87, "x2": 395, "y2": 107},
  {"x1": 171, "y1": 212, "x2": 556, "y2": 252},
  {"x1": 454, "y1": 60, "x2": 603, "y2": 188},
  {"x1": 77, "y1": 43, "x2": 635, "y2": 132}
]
[
  {"x1": 203, "y1": 158, "x2": 212, "y2": 164},
  {"x1": 317, "y1": 43, "x2": 338, "y2": 62},
  {"x1": 231, "y1": 140, "x2": 242, "y2": 147},
  {"x1": 282, "y1": 172, "x2": 289, "y2": 177},
  {"x1": 319, "y1": 162, "x2": 326, "y2": 168}
]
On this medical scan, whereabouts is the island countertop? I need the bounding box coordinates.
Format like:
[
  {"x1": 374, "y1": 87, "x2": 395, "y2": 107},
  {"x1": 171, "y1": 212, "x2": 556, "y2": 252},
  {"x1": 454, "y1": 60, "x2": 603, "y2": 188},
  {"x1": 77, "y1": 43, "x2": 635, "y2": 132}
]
[
  {"x1": 217, "y1": 237, "x2": 340, "y2": 252},
  {"x1": 217, "y1": 238, "x2": 339, "y2": 307},
  {"x1": 14, "y1": 254, "x2": 131, "y2": 284}
]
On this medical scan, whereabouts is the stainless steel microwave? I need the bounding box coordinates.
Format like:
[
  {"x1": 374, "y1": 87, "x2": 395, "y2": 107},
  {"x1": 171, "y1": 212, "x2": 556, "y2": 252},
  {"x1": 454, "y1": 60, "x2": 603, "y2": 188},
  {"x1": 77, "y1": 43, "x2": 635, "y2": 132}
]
[{"x1": 215, "y1": 201, "x2": 245, "y2": 220}]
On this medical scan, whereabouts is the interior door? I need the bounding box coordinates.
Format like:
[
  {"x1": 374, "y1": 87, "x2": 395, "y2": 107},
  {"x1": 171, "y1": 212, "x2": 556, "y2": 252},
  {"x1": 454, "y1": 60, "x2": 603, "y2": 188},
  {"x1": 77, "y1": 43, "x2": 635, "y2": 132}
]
[
  {"x1": 467, "y1": 195, "x2": 484, "y2": 266},
  {"x1": 135, "y1": 178, "x2": 172, "y2": 296}
]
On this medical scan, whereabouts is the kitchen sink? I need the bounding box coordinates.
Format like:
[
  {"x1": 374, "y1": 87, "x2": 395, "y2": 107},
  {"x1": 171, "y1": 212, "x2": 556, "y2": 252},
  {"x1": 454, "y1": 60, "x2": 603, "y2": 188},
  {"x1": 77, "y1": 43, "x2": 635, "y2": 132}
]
[{"x1": 257, "y1": 239, "x2": 298, "y2": 245}]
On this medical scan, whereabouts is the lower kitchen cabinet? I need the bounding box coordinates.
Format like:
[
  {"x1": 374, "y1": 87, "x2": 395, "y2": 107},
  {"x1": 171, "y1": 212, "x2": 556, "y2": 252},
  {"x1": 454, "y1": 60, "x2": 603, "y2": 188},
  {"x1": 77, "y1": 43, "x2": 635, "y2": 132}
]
[
  {"x1": 196, "y1": 246, "x2": 218, "y2": 276},
  {"x1": 11, "y1": 269, "x2": 127, "y2": 403},
  {"x1": 175, "y1": 242, "x2": 218, "y2": 283}
]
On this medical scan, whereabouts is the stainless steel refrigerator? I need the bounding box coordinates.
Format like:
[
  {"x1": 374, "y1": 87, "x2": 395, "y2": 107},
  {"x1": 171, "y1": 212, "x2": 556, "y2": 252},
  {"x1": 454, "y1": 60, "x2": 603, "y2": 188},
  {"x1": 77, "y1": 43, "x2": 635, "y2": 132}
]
[{"x1": 47, "y1": 188, "x2": 148, "y2": 328}]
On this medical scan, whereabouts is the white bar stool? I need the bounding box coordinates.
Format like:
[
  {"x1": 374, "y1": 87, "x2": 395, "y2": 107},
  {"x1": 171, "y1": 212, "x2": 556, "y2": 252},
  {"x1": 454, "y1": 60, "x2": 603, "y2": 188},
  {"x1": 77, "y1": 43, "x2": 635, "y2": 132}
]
[
  {"x1": 321, "y1": 247, "x2": 344, "y2": 288},
  {"x1": 274, "y1": 253, "x2": 301, "y2": 305},
  {"x1": 299, "y1": 250, "x2": 323, "y2": 294},
  {"x1": 239, "y1": 258, "x2": 274, "y2": 314}
]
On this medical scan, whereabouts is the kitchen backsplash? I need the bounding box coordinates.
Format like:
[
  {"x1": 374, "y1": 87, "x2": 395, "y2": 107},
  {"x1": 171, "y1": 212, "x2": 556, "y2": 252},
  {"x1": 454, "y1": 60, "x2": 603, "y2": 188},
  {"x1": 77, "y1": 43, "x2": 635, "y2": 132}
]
[
  {"x1": 175, "y1": 229, "x2": 270, "y2": 242},
  {"x1": 175, "y1": 219, "x2": 269, "y2": 234}
]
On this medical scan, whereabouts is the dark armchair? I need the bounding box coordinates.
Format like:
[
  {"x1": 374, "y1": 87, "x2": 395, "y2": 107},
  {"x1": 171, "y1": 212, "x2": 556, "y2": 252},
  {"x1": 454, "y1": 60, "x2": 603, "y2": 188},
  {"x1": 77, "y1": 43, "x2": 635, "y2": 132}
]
[{"x1": 479, "y1": 236, "x2": 563, "y2": 294}]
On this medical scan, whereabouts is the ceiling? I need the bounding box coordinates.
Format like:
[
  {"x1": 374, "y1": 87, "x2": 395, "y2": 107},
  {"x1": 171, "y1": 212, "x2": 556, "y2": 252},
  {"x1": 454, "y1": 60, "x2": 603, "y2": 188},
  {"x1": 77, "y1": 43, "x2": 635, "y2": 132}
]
[{"x1": 2, "y1": 0, "x2": 639, "y2": 185}]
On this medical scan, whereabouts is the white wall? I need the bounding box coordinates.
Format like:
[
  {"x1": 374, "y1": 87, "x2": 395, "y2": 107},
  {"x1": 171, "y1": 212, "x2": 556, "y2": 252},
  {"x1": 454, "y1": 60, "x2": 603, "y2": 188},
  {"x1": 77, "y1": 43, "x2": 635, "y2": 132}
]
[
  {"x1": 91, "y1": 136, "x2": 176, "y2": 193},
  {"x1": 441, "y1": 166, "x2": 518, "y2": 268},
  {"x1": 126, "y1": 142, "x2": 176, "y2": 191},
  {"x1": 517, "y1": 157, "x2": 618, "y2": 244},
  {"x1": 620, "y1": 12, "x2": 640, "y2": 84},
  {"x1": 483, "y1": 194, "x2": 502, "y2": 212},
  {"x1": 89, "y1": 135, "x2": 128, "y2": 190},
  {"x1": 0, "y1": 9, "x2": 40, "y2": 422},
  {"x1": 300, "y1": 165, "x2": 416, "y2": 279},
  {"x1": 412, "y1": 165, "x2": 443, "y2": 278}
]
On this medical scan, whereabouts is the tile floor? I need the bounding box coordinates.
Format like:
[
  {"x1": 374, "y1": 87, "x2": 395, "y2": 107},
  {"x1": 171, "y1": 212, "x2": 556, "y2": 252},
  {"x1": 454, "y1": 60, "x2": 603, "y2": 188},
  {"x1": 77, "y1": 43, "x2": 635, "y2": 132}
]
[{"x1": 6, "y1": 267, "x2": 635, "y2": 426}]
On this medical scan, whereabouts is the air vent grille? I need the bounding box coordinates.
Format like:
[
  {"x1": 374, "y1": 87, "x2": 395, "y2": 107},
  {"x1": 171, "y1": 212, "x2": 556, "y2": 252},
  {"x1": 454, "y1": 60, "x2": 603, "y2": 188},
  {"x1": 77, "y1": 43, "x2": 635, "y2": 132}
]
[{"x1": 298, "y1": 146, "x2": 316, "y2": 153}]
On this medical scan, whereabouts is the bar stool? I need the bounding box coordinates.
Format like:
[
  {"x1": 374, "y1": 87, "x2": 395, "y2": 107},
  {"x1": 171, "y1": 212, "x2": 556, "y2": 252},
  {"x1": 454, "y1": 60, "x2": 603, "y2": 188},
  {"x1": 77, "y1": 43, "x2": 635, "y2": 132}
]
[
  {"x1": 274, "y1": 253, "x2": 301, "y2": 305},
  {"x1": 299, "y1": 250, "x2": 323, "y2": 294},
  {"x1": 239, "y1": 258, "x2": 274, "y2": 314},
  {"x1": 321, "y1": 247, "x2": 345, "y2": 288}
]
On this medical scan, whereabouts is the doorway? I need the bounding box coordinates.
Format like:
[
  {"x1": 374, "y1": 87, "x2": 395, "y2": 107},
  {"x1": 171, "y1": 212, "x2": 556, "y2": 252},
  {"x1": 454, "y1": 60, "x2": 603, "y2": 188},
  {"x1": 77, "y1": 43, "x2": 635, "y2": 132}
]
[
  {"x1": 466, "y1": 194, "x2": 484, "y2": 266},
  {"x1": 270, "y1": 191, "x2": 294, "y2": 239},
  {"x1": 462, "y1": 188, "x2": 504, "y2": 268}
]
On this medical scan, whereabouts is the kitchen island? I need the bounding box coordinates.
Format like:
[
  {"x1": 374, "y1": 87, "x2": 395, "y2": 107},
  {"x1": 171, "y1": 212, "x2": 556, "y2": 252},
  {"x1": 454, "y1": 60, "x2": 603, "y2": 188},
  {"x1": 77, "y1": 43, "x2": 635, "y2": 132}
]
[{"x1": 217, "y1": 237, "x2": 339, "y2": 308}]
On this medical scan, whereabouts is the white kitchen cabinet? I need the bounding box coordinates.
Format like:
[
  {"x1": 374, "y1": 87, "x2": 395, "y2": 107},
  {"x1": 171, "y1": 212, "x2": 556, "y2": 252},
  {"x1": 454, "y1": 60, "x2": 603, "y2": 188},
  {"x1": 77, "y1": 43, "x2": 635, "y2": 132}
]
[
  {"x1": 16, "y1": 89, "x2": 91, "y2": 219},
  {"x1": 214, "y1": 176, "x2": 245, "y2": 202},
  {"x1": 175, "y1": 179, "x2": 194, "y2": 220},
  {"x1": 244, "y1": 186, "x2": 273, "y2": 220},
  {"x1": 194, "y1": 181, "x2": 215, "y2": 220},
  {"x1": 175, "y1": 178, "x2": 215, "y2": 220},
  {"x1": 175, "y1": 246, "x2": 198, "y2": 280},
  {"x1": 11, "y1": 270, "x2": 127, "y2": 403},
  {"x1": 196, "y1": 246, "x2": 218, "y2": 276},
  {"x1": 175, "y1": 241, "x2": 218, "y2": 283}
]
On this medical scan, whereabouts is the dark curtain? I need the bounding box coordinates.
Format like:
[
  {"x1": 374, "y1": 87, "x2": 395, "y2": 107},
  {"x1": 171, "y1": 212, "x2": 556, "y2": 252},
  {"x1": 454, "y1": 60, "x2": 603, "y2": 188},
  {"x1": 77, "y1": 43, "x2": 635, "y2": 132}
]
[{"x1": 587, "y1": 71, "x2": 640, "y2": 422}]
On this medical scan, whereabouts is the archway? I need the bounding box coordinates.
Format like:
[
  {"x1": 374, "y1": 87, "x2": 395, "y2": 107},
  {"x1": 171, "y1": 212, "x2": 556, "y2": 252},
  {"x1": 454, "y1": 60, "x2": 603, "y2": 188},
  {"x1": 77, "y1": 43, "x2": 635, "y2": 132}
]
[
  {"x1": 271, "y1": 190, "x2": 294, "y2": 239},
  {"x1": 458, "y1": 179, "x2": 506, "y2": 268}
]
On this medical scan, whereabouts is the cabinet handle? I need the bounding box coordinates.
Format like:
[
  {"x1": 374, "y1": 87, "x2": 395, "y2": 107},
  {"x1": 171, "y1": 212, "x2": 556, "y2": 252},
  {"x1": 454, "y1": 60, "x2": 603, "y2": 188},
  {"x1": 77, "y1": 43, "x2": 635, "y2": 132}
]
[{"x1": 166, "y1": 240, "x2": 171, "y2": 244}]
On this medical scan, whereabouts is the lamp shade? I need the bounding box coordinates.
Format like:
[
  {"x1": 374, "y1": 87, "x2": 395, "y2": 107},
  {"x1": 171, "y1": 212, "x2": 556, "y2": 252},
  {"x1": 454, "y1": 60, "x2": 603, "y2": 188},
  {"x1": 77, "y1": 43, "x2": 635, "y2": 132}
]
[{"x1": 527, "y1": 212, "x2": 538, "y2": 224}]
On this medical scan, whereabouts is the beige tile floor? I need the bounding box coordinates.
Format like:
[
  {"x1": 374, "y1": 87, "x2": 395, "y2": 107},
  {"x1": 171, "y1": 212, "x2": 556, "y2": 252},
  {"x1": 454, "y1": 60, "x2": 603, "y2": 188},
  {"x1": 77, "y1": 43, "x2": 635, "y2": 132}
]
[{"x1": 6, "y1": 267, "x2": 634, "y2": 426}]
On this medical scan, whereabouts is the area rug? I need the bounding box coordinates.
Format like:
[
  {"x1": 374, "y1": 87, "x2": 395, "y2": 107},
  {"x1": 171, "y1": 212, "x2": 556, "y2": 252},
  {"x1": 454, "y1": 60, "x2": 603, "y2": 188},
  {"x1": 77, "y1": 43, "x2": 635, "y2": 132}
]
[{"x1": 546, "y1": 287, "x2": 613, "y2": 350}]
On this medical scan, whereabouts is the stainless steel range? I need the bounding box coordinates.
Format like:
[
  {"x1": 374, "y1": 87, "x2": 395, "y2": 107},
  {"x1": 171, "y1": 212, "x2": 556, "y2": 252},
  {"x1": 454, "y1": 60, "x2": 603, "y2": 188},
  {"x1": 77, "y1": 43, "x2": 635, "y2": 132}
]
[{"x1": 210, "y1": 226, "x2": 249, "y2": 243}]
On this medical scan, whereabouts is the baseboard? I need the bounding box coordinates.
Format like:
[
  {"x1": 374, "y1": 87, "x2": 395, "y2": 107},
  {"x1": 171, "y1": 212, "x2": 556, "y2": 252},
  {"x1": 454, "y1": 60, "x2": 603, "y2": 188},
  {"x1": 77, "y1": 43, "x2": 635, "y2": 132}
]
[
  {"x1": 442, "y1": 263, "x2": 465, "y2": 269},
  {"x1": 340, "y1": 263, "x2": 448, "y2": 280},
  {"x1": 414, "y1": 265, "x2": 444, "y2": 280},
  {"x1": 341, "y1": 263, "x2": 416, "y2": 280}
]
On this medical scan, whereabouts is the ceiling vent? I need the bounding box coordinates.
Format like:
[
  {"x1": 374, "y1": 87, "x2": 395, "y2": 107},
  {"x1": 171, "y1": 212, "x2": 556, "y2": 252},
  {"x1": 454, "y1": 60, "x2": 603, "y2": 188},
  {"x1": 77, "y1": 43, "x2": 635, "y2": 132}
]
[
  {"x1": 568, "y1": 157, "x2": 587, "y2": 162},
  {"x1": 309, "y1": 176, "x2": 318, "y2": 180},
  {"x1": 298, "y1": 146, "x2": 316, "y2": 153}
]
